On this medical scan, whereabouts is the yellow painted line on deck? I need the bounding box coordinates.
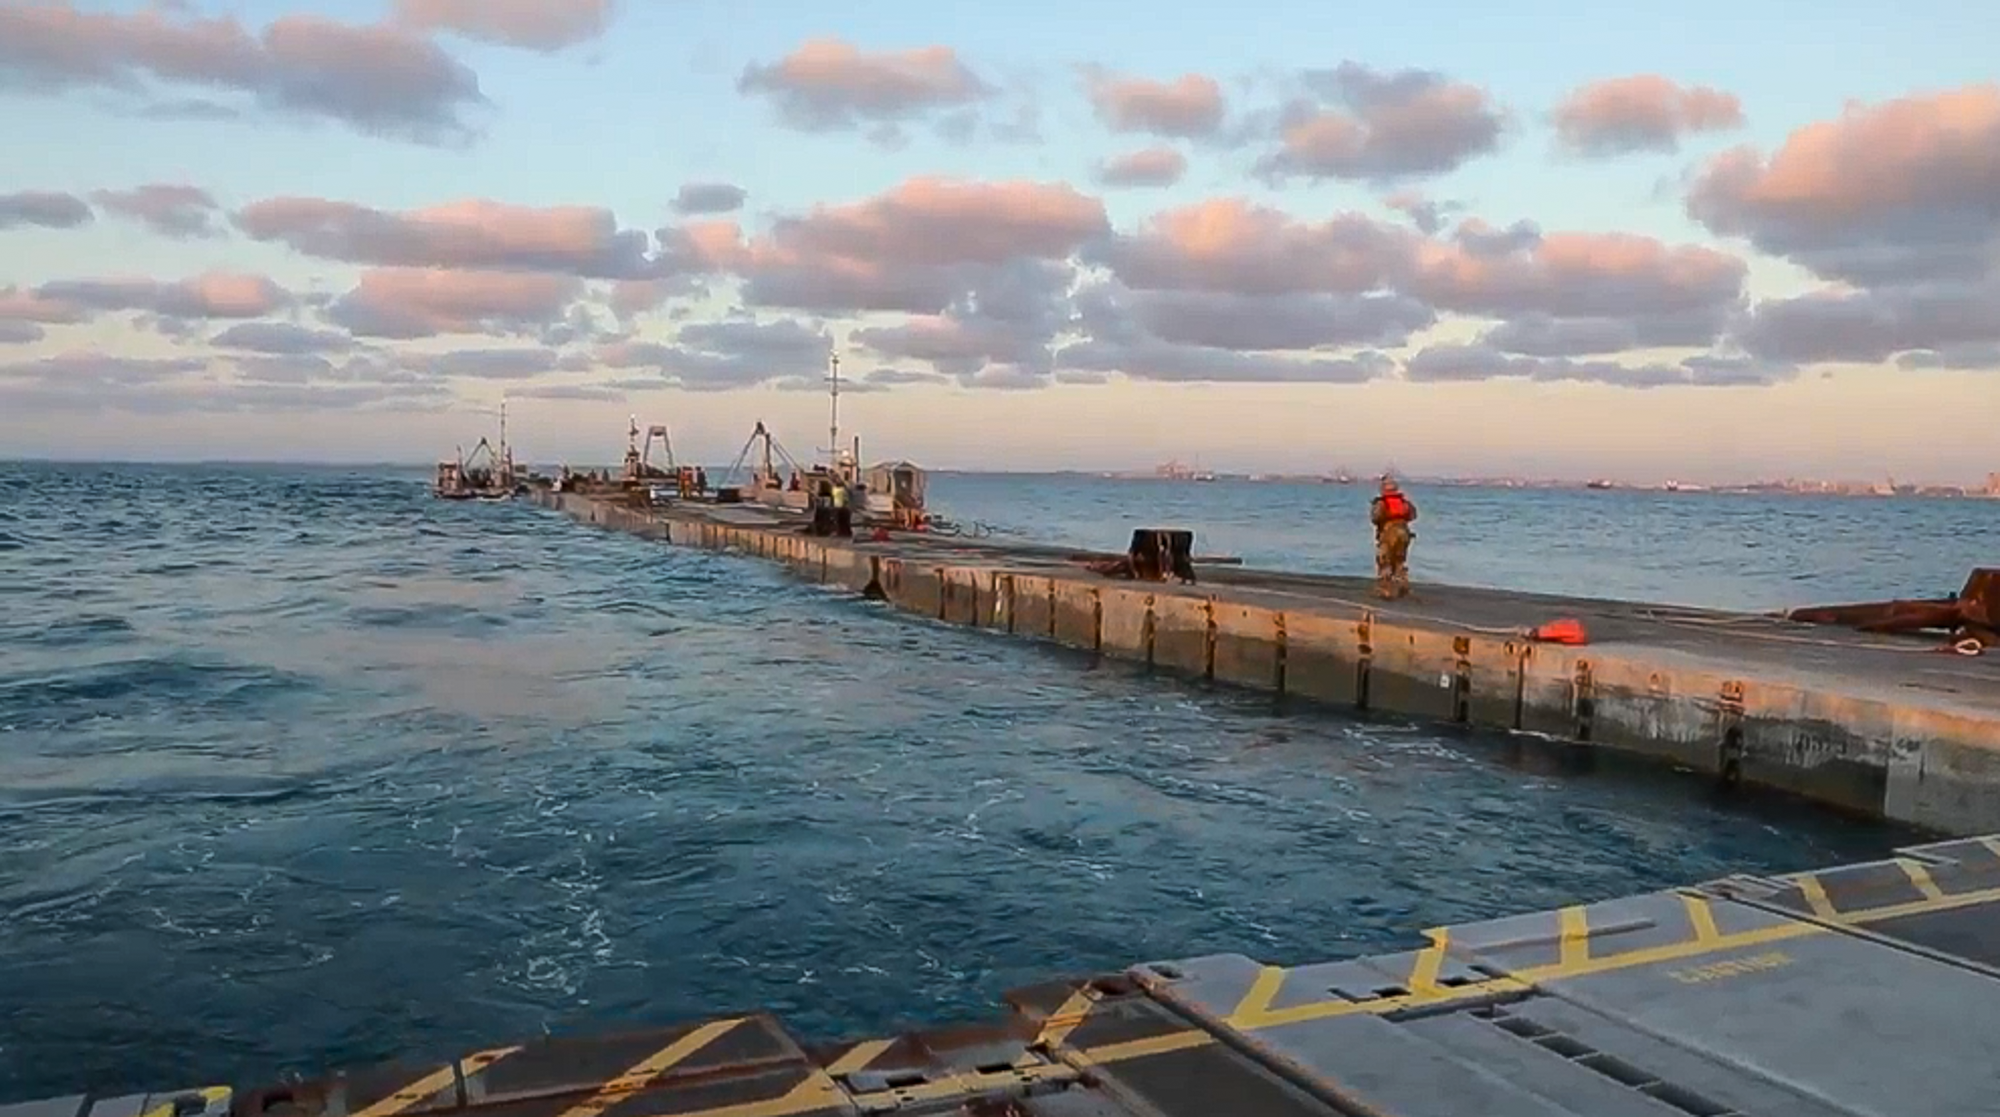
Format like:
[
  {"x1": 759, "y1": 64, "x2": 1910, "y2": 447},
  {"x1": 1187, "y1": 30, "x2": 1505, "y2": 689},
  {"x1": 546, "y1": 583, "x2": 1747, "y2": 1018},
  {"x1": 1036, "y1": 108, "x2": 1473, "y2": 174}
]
[
  {"x1": 349, "y1": 1047, "x2": 522, "y2": 1117},
  {"x1": 555, "y1": 1018, "x2": 744, "y2": 1117},
  {"x1": 1035, "y1": 987, "x2": 1098, "y2": 1048},
  {"x1": 1013, "y1": 986, "x2": 1098, "y2": 1066},
  {"x1": 139, "y1": 1087, "x2": 231, "y2": 1117},
  {"x1": 1234, "y1": 881, "x2": 2000, "y2": 1031},
  {"x1": 822, "y1": 1037, "x2": 895, "y2": 1078},
  {"x1": 666, "y1": 1073, "x2": 849, "y2": 1117},
  {"x1": 1795, "y1": 874, "x2": 1840, "y2": 919},
  {"x1": 1230, "y1": 965, "x2": 1287, "y2": 1021},
  {"x1": 1067, "y1": 1028, "x2": 1215, "y2": 1067},
  {"x1": 1407, "y1": 929, "x2": 1450, "y2": 996},
  {"x1": 1898, "y1": 859, "x2": 1948, "y2": 902},
  {"x1": 1557, "y1": 906, "x2": 1591, "y2": 968},
  {"x1": 1680, "y1": 894, "x2": 1722, "y2": 944}
]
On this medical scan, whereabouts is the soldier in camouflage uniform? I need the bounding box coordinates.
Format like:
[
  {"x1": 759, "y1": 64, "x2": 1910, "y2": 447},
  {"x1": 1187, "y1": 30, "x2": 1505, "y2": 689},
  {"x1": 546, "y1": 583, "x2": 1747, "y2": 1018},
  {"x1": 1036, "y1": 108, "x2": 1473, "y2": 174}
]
[{"x1": 1369, "y1": 477, "x2": 1417, "y2": 599}]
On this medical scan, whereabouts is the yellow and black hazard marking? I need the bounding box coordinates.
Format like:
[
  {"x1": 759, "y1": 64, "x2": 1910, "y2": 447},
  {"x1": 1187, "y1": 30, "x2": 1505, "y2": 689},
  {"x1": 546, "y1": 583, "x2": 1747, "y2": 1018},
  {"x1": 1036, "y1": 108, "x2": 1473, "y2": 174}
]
[
  {"x1": 309, "y1": 1044, "x2": 523, "y2": 1117},
  {"x1": 133, "y1": 1086, "x2": 232, "y2": 1117},
  {"x1": 462, "y1": 1018, "x2": 799, "y2": 1108}
]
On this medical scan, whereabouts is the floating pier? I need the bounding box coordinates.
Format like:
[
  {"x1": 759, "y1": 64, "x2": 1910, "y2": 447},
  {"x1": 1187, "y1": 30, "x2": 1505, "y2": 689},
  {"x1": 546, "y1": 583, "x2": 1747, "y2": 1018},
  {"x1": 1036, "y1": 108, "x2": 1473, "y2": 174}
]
[
  {"x1": 13, "y1": 834, "x2": 2000, "y2": 1115},
  {"x1": 533, "y1": 489, "x2": 2000, "y2": 836}
]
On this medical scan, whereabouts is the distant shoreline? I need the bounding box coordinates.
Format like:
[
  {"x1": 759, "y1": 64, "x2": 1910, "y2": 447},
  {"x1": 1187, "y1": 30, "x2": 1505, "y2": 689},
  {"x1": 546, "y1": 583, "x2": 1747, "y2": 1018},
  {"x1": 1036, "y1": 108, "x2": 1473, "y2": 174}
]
[{"x1": 2, "y1": 458, "x2": 1995, "y2": 498}]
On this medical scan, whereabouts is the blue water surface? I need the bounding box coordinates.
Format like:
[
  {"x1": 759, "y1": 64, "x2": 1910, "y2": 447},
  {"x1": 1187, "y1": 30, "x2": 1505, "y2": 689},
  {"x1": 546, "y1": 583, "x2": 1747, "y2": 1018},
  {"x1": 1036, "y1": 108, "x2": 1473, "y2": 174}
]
[{"x1": 0, "y1": 463, "x2": 1951, "y2": 1100}]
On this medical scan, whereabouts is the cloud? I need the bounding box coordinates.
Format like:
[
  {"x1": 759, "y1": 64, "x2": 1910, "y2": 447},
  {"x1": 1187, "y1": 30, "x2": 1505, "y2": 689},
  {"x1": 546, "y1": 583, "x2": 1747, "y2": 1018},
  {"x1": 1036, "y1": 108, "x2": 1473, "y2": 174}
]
[
  {"x1": 35, "y1": 274, "x2": 290, "y2": 319},
  {"x1": 391, "y1": 0, "x2": 613, "y2": 51},
  {"x1": 1096, "y1": 198, "x2": 1743, "y2": 321},
  {"x1": 1097, "y1": 147, "x2": 1187, "y2": 188},
  {"x1": 235, "y1": 196, "x2": 662, "y2": 278},
  {"x1": 0, "y1": 286, "x2": 91, "y2": 323},
  {"x1": 1255, "y1": 63, "x2": 1505, "y2": 183},
  {"x1": 91, "y1": 184, "x2": 221, "y2": 238},
  {"x1": 1685, "y1": 84, "x2": 2000, "y2": 366},
  {"x1": 853, "y1": 314, "x2": 1051, "y2": 378},
  {"x1": 1408, "y1": 223, "x2": 1746, "y2": 321},
  {"x1": 1688, "y1": 84, "x2": 2000, "y2": 288},
  {"x1": 210, "y1": 321, "x2": 355, "y2": 355},
  {"x1": 0, "y1": 321, "x2": 45, "y2": 344},
  {"x1": 704, "y1": 178, "x2": 1106, "y2": 333},
  {"x1": 324, "y1": 268, "x2": 584, "y2": 339},
  {"x1": 0, "y1": 190, "x2": 92, "y2": 229},
  {"x1": 509, "y1": 383, "x2": 629, "y2": 401},
  {"x1": 1733, "y1": 282, "x2": 2000, "y2": 364},
  {"x1": 738, "y1": 39, "x2": 993, "y2": 139},
  {"x1": 672, "y1": 182, "x2": 748, "y2": 215},
  {"x1": 1, "y1": 345, "x2": 455, "y2": 413},
  {"x1": 0, "y1": 4, "x2": 487, "y2": 144},
  {"x1": 1121, "y1": 288, "x2": 1434, "y2": 351},
  {"x1": 1088, "y1": 197, "x2": 1409, "y2": 295},
  {"x1": 594, "y1": 317, "x2": 832, "y2": 391},
  {"x1": 1081, "y1": 68, "x2": 1226, "y2": 138},
  {"x1": 1552, "y1": 76, "x2": 1743, "y2": 156},
  {"x1": 1382, "y1": 190, "x2": 1461, "y2": 235},
  {"x1": 865, "y1": 367, "x2": 951, "y2": 386},
  {"x1": 423, "y1": 346, "x2": 572, "y2": 379},
  {"x1": 0, "y1": 351, "x2": 208, "y2": 386},
  {"x1": 1405, "y1": 344, "x2": 1793, "y2": 387},
  {"x1": 1479, "y1": 309, "x2": 1729, "y2": 357}
]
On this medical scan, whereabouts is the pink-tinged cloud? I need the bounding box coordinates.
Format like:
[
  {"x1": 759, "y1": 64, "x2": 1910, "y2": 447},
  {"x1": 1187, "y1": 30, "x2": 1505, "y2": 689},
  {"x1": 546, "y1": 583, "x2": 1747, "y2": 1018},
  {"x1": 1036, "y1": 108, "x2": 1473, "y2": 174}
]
[
  {"x1": 35, "y1": 273, "x2": 289, "y2": 320},
  {"x1": 1688, "y1": 84, "x2": 2000, "y2": 287},
  {"x1": 1257, "y1": 63, "x2": 1505, "y2": 182},
  {"x1": 235, "y1": 196, "x2": 659, "y2": 278},
  {"x1": 1097, "y1": 147, "x2": 1188, "y2": 188},
  {"x1": 1092, "y1": 198, "x2": 1412, "y2": 295},
  {"x1": 0, "y1": 3, "x2": 485, "y2": 143},
  {"x1": 392, "y1": 0, "x2": 613, "y2": 50},
  {"x1": 91, "y1": 184, "x2": 220, "y2": 238},
  {"x1": 325, "y1": 268, "x2": 583, "y2": 339},
  {"x1": 1082, "y1": 68, "x2": 1226, "y2": 138},
  {"x1": 1409, "y1": 229, "x2": 1746, "y2": 319},
  {"x1": 752, "y1": 177, "x2": 1108, "y2": 266},
  {"x1": 738, "y1": 39, "x2": 993, "y2": 131},
  {"x1": 0, "y1": 286, "x2": 90, "y2": 324},
  {"x1": 1553, "y1": 75, "x2": 1743, "y2": 156},
  {"x1": 0, "y1": 190, "x2": 92, "y2": 229}
]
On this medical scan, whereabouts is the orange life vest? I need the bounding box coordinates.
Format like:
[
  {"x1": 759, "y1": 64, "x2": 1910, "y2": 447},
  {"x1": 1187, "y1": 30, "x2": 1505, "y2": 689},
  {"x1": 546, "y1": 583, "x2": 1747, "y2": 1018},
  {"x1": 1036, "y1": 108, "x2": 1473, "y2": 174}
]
[{"x1": 1380, "y1": 493, "x2": 1413, "y2": 522}]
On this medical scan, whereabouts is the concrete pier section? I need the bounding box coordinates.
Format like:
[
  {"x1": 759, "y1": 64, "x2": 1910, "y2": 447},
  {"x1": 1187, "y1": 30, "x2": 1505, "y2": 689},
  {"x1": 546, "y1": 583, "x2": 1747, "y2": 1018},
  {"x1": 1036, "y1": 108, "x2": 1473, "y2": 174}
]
[
  {"x1": 535, "y1": 490, "x2": 2000, "y2": 835},
  {"x1": 14, "y1": 834, "x2": 2000, "y2": 1115}
]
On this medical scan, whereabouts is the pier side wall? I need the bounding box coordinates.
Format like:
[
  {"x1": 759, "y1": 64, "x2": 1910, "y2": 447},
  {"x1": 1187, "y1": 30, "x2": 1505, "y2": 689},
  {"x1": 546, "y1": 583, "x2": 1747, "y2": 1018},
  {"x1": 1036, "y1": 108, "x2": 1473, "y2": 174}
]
[{"x1": 534, "y1": 492, "x2": 2000, "y2": 834}]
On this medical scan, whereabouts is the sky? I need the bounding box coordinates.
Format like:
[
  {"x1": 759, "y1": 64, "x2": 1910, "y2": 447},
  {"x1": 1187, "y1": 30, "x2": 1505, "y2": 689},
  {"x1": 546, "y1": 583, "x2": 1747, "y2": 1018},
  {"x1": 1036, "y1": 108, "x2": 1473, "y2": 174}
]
[{"x1": 1, "y1": 0, "x2": 1998, "y2": 483}]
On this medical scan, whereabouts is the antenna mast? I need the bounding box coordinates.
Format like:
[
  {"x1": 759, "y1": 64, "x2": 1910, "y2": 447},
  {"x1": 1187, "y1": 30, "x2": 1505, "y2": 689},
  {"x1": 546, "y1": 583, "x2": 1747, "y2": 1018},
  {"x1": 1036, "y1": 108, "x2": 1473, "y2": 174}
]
[{"x1": 827, "y1": 351, "x2": 841, "y2": 473}]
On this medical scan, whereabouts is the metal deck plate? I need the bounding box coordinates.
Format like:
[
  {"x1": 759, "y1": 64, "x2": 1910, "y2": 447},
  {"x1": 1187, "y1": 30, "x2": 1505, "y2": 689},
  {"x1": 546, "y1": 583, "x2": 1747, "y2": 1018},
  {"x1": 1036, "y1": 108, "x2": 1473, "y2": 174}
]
[{"x1": 15, "y1": 836, "x2": 2000, "y2": 1115}]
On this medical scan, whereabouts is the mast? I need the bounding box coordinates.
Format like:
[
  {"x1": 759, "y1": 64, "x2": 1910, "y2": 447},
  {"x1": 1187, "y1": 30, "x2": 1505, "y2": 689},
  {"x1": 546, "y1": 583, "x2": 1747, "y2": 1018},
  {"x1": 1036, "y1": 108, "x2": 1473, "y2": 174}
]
[
  {"x1": 498, "y1": 396, "x2": 510, "y2": 476},
  {"x1": 827, "y1": 351, "x2": 841, "y2": 473}
]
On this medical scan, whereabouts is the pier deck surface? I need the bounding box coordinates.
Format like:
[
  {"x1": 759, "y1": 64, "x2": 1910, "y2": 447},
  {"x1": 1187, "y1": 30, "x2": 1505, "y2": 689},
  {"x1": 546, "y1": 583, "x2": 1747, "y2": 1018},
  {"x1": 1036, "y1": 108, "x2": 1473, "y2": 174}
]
[
  {"x1": 13, "y1": 835, "x2": 2000, "y2": 1115},
  {"x1": 541, "y1": 493, "x2": 2000, "y2": 834},
  {"x1": 699, "y1": 499, "x2": 2000, "y2": 714}
]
